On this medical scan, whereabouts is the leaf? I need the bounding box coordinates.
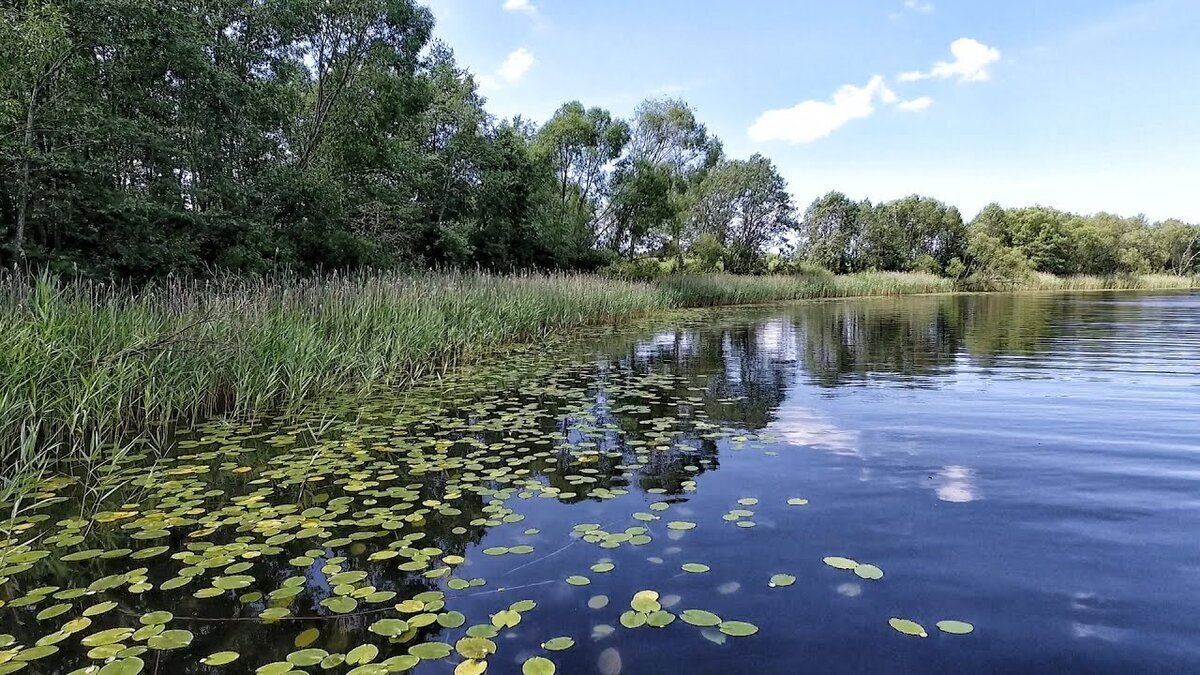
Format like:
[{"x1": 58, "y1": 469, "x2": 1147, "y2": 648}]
[
  {"x1": 522, "y1": 656, "x2": 556, "y2": 675},
  {"x1": 146, "y1": 629, "x2": 193, "y2": 650},
  {"x1": 854, "y1": 564, "x2": 883, "y2": 580},
  {"x1": 936, "y1": 620, "x2": 974, "y2": 635},
  {"x1": 455, "y1": 660, "x2": 488, "y2": 675},
  {"x1": 565, "y1": 575, "x2": 590, "y2": 586},
  {"x1": 680, "y1": 609, "x2": 722, "y2": 627},
  {"x1": 369, "y1": 619, "x2": 409, "y2": 637},
  {"x1": 822, "y1": 556, "x2": 858, "y2": 570},
  {"x1": 718, "y1": 621, "x2": 758, "y2": 637},
  {"x1": 542, "y1": 637, "x2": 575, "y2": 651},
  {"x1": 889, "y1": 618, "x2": 928, "y2": 638},
  {"x1": 200, "y1": 651, "x2": 240, "y2": 666},
  {"x1": 787, "y1": 498, "x2": 809, "y2": 506},
  {"x1": 666, "y1": 521, "x2": 696, "y2": 531},
  {"x1": 681, "y1": 563, "x2": 709, "y2": 573},
  {"x1": 455, "y1": 636, "x2": 498, "y2": 659},
  {"x1": 768, "y1": 574, "x2": 796, "y2": 587}
]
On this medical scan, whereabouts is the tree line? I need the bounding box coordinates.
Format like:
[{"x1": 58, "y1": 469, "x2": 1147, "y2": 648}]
[
  {"x1": 798, "y1": 194, "x2": 1200, "y2": 282},
  {"x1": 2, "y1": 0, "x2": 1197, "y2": 281}
]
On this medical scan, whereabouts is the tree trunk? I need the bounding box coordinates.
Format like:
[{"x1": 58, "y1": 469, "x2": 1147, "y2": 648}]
[{"x1": 12, "y1": 83, "x2": 38, "y2": 270}]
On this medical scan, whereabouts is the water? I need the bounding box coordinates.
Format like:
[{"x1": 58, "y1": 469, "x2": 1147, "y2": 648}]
[{"x1": 3, "y1": 291, "x2": 1199, "y2": 674}]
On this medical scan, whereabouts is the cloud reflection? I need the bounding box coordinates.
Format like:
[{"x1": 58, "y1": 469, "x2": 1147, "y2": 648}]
[{"x1": 935, "y1": 465, "x2": 979, "y2": 502}]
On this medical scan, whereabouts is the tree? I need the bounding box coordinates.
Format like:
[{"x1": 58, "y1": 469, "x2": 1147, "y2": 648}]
[
  {"x1": 532, "y1": 101, "x2": 629, "y2": 255},
  {"x1": 799, "y1": 192, "x2": 864, "y2": 273},
  {"x1": 687, "y1": 154, "x2": 795, "y2": 273},
  {"x1": 614, "y1": 98, "x2": 722, "y2": 269},
  {"x1": 1, "y1": 2, "x2": 71, "y2": 267}
]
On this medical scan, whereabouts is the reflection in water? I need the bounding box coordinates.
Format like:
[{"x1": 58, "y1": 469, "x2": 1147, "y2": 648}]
[
  {"x1": 769, "y1": 406, "x2": 860, "y2": 456},
  {"x1": 934, "y1": 465, "x2": 979, "y2": 503}
]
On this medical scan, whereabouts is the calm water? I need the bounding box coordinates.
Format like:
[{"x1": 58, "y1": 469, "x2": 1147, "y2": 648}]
[{"x1": 3, "y1": 291, "x2": 1199, "y2": 674}]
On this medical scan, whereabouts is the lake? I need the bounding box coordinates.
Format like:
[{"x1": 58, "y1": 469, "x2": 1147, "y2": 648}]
[{"x1": 2, "y1": 290, "x2": 1198, "y2": 674}]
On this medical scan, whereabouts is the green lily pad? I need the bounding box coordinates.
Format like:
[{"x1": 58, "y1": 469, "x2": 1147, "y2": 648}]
[
  {"x1": 565, "y1": 575, "x2": 590, "y2": 586},
  {"x1": 146, "y1": 629, "x2": 193, "y2": 650},
  {"x1": 201, "y1": 651, "x2": 240, "y2": 666},
  {"x1": 522, "y1": 656, "x2": 556, "y2": 675},
  {"x1": 542, "y1": 636, "x2": 575, "y2": 651},
  {"x1": 719, "y1": 620, "x2": 759, "y2": 637},
  {"x1": 936, "y1": 620, "x2": 974, "y2": 635},
  {"x1": 680, "y1": 609, "x2": 722, "y2": 627},
  {"x1": 889, "y1": 618, "x2": 928, "y2": 638},
  {"x1": 823, "y1": 556, "x2": 858, "y2": 570},
  {"x1": 769, "y1": 574, "x2": 796, "y2": 587},
  {"x1": 854, "y1": 564, "x2": 883, "y2": 580},
  {"x1": 681, "y1": 563, "x2": 710, "y2": 573},
  {"x1": 666, "y1": 521, "x2": 696, "y2": 530}
]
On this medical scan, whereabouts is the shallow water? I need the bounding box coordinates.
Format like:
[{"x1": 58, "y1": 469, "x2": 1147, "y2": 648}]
[{"x1": 3, "y1": 291, "x2": 1199, "y2": 674}]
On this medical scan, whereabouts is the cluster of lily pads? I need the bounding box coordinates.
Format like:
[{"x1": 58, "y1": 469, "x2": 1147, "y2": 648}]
[{"x1": 0, "y1": 326, "x2": 973, "y2": 674}]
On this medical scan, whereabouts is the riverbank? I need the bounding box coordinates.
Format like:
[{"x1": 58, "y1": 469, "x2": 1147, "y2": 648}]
[{"x1": 1, "y1": 270, "x2": 1193, "y2": 483}]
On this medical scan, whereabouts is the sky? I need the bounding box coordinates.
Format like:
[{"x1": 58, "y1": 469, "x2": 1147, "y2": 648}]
[{"x1": 422, "y1": 0, "x2": 1200, "y2": 222}]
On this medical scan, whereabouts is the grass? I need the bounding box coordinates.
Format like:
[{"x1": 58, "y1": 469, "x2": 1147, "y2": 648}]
[{"x1": 1, "y1": 269, "x2": 1194, "y2": 484}]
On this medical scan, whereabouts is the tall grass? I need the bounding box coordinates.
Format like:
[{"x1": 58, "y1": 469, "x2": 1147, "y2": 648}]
[
  {"x1": 1, "y1": 269, "x2": 1194, "y2": 483},
  {"x1": 658, "y1": 270, "x2": 956, "y2": 306}
]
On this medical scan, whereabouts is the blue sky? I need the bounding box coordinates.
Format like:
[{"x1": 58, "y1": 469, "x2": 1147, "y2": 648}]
[{"x1": 424, "y1": 0, "x2": 1200, "y2": 222}]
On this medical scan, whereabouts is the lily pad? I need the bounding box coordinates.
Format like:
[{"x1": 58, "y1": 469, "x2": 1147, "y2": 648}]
[
  {"x1": 681, "y1": 563, "x2": 710, "y2": 574},
  {"x1": 823, "y1": 556, "x2": 858, "y2": 570},
  {"x1": 680, "y1": 609, "x2": 722, "y2": 627},
  {"x1": 542, "y1": 637, "x2": 575, "y2": 651},
  {"x1": 718, "y1": 620, "x2": 759, "y2": 637},
  {"x1": 936, "y1": 620, "x2": 975, "y2": 635},
  {"x1": 854, "y1": 564, "x2": 883, "y2": 580},
  {"x1": 768, "y1": 574, "x2": 796, "y2": 587},
  {"x1": 889, "y1": 618, "x2": 928, "y2": 638},
  {"x1": 522, "y1": 656, "x2": 556, "y2": 675}
]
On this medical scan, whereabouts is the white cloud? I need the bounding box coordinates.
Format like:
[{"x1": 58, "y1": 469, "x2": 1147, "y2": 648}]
[
  {"x1": 899, "y1": 38, "x2": 1001, "y2": 82},
  {"x1": 904, "y1": 0, "x2": 934, "y2": 13},
  {"x1": 748, "y1": 76, "x2": 897, "y2": 144},
  {"x1": 502, "y1": 0, "x2": 537, "y2": 15},
  {"x1": 897, "y1": 96, "x2": 933, "y2": 111},
  {"x1": 481, "y1": 48, "x2": 535, "y2": 90},
  {"x1": 498, "y1": 47, "x2": 534, "y2": 83}
]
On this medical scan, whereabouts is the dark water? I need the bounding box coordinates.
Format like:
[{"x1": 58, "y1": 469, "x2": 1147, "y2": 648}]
[{"x1": 3, "y1": 291, "x2": 1199, "y2": 674}]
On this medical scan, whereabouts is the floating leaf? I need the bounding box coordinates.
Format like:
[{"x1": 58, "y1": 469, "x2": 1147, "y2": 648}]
[
  {"x1": 854, "y1": 564, "x2": 883, "y2": 580},
  {"x1": 680, "y1": 609, "x2": 722, "y2": 627},
  {"x1": 666, "y1": 521, "x2": 696, "y2": 531},
  {"x1": 455, "y1": 636, "x2": 497, "y2": 659},
  {"x1": 718, "y1": 621, "x2": 759, "y2": 637},
  {"x1": 201, "y1": 651, "x2": 240, "y2": 666},
  {"x1": 565, "y1": 576, "x2": 590, "y2": 586},
  {"x1": 768, "y1": 574, "x2": 796, "y2": 588},
  {"x1": 522, "y1": 656, "x2": 556, "y2": 675},
  {"x1": 369, "y1": 619, "x2": 409, "y2": 637},
  {"x1": 889, "y1": 618, "x2": 928, "y2": 638},
  {"x1": 823, "y1": 556, "x2": 858, "y2": 570},
  {"x1": 542, "y1": 636, "x2": 575, "y2": 651},
  {"x1": 147, "y1": 629, "x2": 193, "y2": 650},
  {"x1": 407, "y1": 642, "x2": 451, "y2": 660},
  {"x1": 936, "y1": 620, "x2": 974, "y2": 635},
  {"x1": 787, "y1": 498, "x2": 809, "y2": 506},
  {"x1": 590, "y1": 562, "x2": 615, "y2": 573},
  {"x1": 346, "y1": 643, "x2": 380, "y2": 664},
  {"x1": 455, "y1": 660, "x2": 487, "y2": 675},
  {"x1": 681, "y1": 563, "x2": 709, "y2": 574}
]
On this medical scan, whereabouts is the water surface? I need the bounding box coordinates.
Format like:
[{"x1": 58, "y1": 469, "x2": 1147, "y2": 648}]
[{"x1": 3, "y1": 291, "x2": 1198, "y2": 674}]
